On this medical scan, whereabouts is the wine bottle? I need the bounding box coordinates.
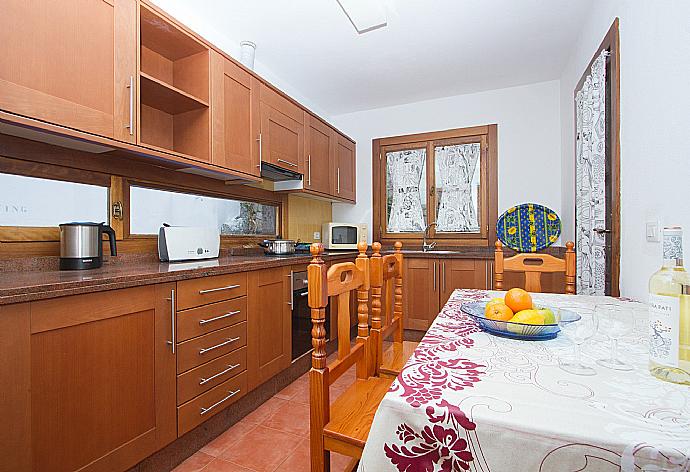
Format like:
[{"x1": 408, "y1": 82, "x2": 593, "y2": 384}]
[{"x1": 648, "y1": 226, "x2": 690, "y2": 384}]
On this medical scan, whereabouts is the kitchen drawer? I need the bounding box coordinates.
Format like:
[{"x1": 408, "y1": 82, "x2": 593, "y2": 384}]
[
  {"x1": 177, "y1": 322, "x2": 247, "y2": 374},
  {"x1": 177, "y1": 296, "x2": 247, "y2": 342},
  {"x1": 177, "y1": 347, "x2": 247, "y2": 405},
  {"x1": 177, "y1": 273, "x2": 247, "y2": 310},
  {"x1": 178, "y1": 371, "x2": 248, "y2": 436}
]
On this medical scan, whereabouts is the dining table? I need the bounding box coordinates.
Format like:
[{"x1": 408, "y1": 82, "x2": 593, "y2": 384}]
[{"x1": 358, "y1": 289, "x2": 690, "y2": 472}]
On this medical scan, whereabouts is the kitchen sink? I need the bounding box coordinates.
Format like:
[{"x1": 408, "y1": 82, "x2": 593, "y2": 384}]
[{"x1": 399, "y1": 249, "x2": 460, "y2": 255}]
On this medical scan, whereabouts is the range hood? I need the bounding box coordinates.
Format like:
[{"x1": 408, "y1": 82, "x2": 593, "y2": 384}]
[{"x1": 260, "y1": 161, "x2": 303, "y2": 182}]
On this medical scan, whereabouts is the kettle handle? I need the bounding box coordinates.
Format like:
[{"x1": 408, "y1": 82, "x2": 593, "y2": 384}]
[{"x1": 101, "y1": 225, "x2": 117, "y2": 256}]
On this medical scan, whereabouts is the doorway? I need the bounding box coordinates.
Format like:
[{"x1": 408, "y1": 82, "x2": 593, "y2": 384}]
[{"x1": 574, "y1": 19, "x2": 620, "y2": 296}]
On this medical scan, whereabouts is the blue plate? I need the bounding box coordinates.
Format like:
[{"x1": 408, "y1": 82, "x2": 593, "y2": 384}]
[
  {"x1": 496, "y1": 203, "x2": 561, "y2": 252},
  {"x1": 460, "y1": 301, "x2": 581, "y2": 341}
]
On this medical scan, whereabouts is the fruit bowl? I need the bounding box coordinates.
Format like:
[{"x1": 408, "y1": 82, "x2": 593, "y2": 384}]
[{"x1": 460, "y1": 301, "x2": 581, "y2": 340}]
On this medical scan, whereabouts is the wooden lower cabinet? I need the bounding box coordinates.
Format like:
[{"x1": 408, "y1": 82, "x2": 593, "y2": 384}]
[
  {"x1": 29, "y1": 284, "x2": 176, "y2": 472},
  {"x1": 403, "y1": 257, "x2": 489, "y2": 331},
  {"x1": 247, "y1": 266, "x2": 292, "y2": 389}
]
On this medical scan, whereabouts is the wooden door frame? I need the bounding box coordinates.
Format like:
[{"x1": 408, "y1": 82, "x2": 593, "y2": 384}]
[{"x1": 574, "y1": 18, "x2": 620, "y2": 296}]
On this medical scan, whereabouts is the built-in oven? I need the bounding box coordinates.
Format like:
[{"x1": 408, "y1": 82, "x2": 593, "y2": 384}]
[{"x1": 291, "y1": 270, "x2": 329, "y2": 361}]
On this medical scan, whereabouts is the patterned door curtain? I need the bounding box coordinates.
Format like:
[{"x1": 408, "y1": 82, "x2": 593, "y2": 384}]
[
  {"x1": 387, "y1": 149, "x2": 427, "y2": 233},
  {"x1": 575, "y1": 50, "x2": 608, "y2": 295},
  {"x1": 435, "y1": 143, "x2": 481, "y2": 233}
]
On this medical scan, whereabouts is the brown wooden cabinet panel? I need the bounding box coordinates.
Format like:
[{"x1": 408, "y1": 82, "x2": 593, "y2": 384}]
[
  {"x1": 260, "y1": 102, "x2": 304, "y2": 173},
  {"x1": 211, "y1": 51, "x2": 260, "y2": 176},
  {"x1": 335, "y1": 134, "x2": 356, "y2": 202},
  {"x1": 404, "y1": 257, "x2": 490, "y2": 330},
  {"x1": 304, "y1": 113, "x2": 333, "y2": 195},
  {"x1": 247, "y1": 266, "x2": 292, "y2": 389},
  {"x1": 440, "y1": 259, "x2": 488, "y2": 306},
  {"x1": 29, "y1": 284, "x2": 176, "y2": 472},
  {"x1": 0, "y1": 303, "x2": 30, "y2": 472},
  {"x1": 0, "y1": 0, "x2": 136, "y2": 142},
  {"x1": 403, "y1": 258, "x2": 440, "y2": 331}
]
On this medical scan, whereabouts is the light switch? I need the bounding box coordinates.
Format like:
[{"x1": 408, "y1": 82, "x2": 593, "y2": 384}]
[
  {"x1": 313, "y1": 231, "x2": 321, "y2": 241},
  {"x1": 646, "y1": 220, "x2": 660, "y2": 242}
]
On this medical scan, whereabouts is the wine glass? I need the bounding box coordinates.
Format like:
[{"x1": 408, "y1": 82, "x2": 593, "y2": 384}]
[
  {"x1": 559, "y1": 307, "x2": 598, "y2": 376},
  {"x1": 596, "y1": 303, "x2": 634, "y2": 371}
]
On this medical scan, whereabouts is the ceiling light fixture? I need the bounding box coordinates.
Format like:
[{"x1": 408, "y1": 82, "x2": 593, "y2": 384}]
[{"x1": 336, "y1": 0, "x2": 387, "y2": 34}]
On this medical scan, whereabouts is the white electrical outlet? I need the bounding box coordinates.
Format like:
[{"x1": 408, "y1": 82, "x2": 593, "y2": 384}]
[
  {"x1": 646, "y1": 220, "x2": 660, "y2": 242},
  {"x1": 313, "y1": 231, "x2": 321, "y2": 241}
]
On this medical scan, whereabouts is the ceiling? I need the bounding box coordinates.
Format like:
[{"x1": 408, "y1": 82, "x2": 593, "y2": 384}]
[{"x1": 152, "y1": 0, "x2": 594, "y2": 116}]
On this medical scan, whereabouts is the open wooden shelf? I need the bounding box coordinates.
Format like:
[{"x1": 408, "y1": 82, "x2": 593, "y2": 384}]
[
  {"x1": 139, "y1": 4, "x2": 210, "y2": 162},
  {"x1": 140, "y1": 72, "x2": 208, "y2": 115}
]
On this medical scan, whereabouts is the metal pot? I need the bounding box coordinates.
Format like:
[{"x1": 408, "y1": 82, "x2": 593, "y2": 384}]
[{"x1": 258, "y1": 239, "x2": 296, "y2": 255}]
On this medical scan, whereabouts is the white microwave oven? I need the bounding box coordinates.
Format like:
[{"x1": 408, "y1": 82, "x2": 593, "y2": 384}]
[{"x1": 322, "y1": 222, "x2": 367, "y2": 250}]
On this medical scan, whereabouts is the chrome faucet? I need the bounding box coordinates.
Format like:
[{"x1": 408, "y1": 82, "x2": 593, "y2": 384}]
[{"x1": 423, "y1": 222, "x2": 437, "y2": 252}]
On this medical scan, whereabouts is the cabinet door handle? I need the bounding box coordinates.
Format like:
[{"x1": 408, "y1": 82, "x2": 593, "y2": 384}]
[
  {"x1": 199, "y1": 310, "x2": 241, "y2": 325},
  {"x1": 277, "y1": 158, "x2": 298, "y2": 167},
  {"x1": 256, "y1": 133, "x2": 262, "y2": 169},
  {"x1": 288, "y1": 272, "x2": 294, "y2": 307},
  {"x1": 199, "y1": 363, "x2": 241, "y2": 385},
  {"x1": 337, "y1": 168, "x2": 340, "y2": 194},
  {"x1": 433, "y1": 262, "x2": 437, "y2": 292},
  {"x1": 166, "y1": 289, "x2": 176, "y2": 354},
  {"x1": 442, "y1": 263, "x2": 446, "y2": 292},
  {"x1": 199, "y1": 284, "x2": 240, "y2": 295},
  {"x1": 199, "y1": 337, "x2": 241, "y2": 355},
  {"x1": 307, "y1": 154, "x2": 311, "y2": 186},
  {"x1": 200, "y1": 389, "x2": 241, "y2": 415},
  {"x1": 125, "y1": 75, "x2": 134, "y2": 135}
]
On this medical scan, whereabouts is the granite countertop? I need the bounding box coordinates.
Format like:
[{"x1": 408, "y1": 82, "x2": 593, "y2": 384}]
[
  {"x1": 0, "y1": 245, "x2": 567, "y2": 306},
  {"x1": 0, "y1": 251, "x2": 358, "y2": 306}
]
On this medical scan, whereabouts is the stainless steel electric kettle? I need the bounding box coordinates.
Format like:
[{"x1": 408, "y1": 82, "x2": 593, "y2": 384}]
[{"x1": 59, "y1": 222, "x2": 117, "y2": 270}]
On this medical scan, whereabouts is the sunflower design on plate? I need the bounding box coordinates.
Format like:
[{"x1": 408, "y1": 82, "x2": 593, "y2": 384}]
[{"x1": 496, "y1": 203, "x2": 562, "y2": 252}]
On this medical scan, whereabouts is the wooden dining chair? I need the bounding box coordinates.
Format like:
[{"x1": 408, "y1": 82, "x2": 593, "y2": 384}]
[
  {"x1": 370, "y1": 241, "x2": 418, "y2": 377},
  {"x1": 308, "y1": 242, "x2": 393, "y2": 472},
  {"x1": 494, "y1": 240, "x2": 576, "y2": 294}
]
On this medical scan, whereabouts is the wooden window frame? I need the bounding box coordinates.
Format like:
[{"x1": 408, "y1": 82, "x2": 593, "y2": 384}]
[
  {"x1": 0, "y1": 133, "x2": 287, "y2": 252},
  {"x1": 373, "y1": 124, "x2": 497, "y2": 247}
]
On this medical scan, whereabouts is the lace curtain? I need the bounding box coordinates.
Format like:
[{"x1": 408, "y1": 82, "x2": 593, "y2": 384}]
[
  {"x1": 435, "y1": 143, "x2": 481, "y2": 232},
  {"x1": 386, "y1": 149, "x2": 426, "y2": 232},
  {"x1": 575, "y1": 50, "x2": 608, "y2": 295}
]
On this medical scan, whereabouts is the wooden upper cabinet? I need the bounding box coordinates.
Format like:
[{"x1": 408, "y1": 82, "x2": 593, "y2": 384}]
[
  {"x1": 259, "y1": 85, "x2": 304, "y2": 173},
  {"x1": 0, "y1": 0, "x2": 137, "y2": 142},
  {"x1": 247, "y1": 266, "x2": 292, "y2": 389},
  {"x1": 304, "y1": 113, "x2": 334, "y2": 195},
  {"x1": 29, "y1": 284, "x2": 176, "y2": 472},
  {"x1": 211, "y1": 51, "x2": 260, "y2": 176},
  {"x1": 138, "y1": 4, "x2": 211, "y2": 162},
  {"x1": 335, "y1": 134, "x2": 356, "y2": 202}
]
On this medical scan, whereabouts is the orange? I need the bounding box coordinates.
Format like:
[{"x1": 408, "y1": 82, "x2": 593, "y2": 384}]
[
  {"x1": 484, "y1": 302, "x2": 514, "y2": 321},
  {"x1": 504, "y1": 288, "x2": 533, "y2": 313}
]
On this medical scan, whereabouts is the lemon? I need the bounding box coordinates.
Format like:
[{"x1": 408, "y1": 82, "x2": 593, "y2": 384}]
[
  {"x1": 486, "y1": 297, "x2": 504, "y2": 307},
  {"x1": 507, "y1": 309, "x2": 545, "y2": 334}
]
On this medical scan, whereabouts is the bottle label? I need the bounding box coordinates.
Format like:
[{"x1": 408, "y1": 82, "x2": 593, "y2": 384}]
[
  {"x1": 649, "y1": 293, "x2": 680, "y2": 366},
  {"x1": 663, "y1": 230, "x2": 683, "y2": 261}
]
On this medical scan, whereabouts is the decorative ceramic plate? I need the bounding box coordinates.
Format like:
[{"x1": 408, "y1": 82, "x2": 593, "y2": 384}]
[
  {"x1": 496, "y1": 203, "x2": 561, "y2": 252},
  {"x1": 460, "y1": 301, "x2": 581, "y2": 341}
]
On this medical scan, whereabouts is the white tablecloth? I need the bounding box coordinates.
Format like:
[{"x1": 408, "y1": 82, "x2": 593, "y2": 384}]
[{"x1": 358, "y1": 289, "x2": 690, "y2": 472}]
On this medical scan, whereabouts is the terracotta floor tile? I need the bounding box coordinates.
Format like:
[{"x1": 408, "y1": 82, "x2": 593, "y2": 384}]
[
  {"x1": 261, "y1": 400, "x2": 310, "y2": 437},
  {"x1": 275, "y1": 439, "x2": 354, "y2": 472},
  {"x1": 172, "y1": 451, "x2": 215, "y2": 472},
  {"x1": 242, "y1": 396, "x2": 288, "y2": 425},
  {"x1": 220, "y1": 425, "x2": 302, "y2": 472},
  {"x1": 275, "y1": 377, "x2": 310, "y2": 404},
  {"x1": 202, "y1": 458, "x2": 256, "y2": 472},
  {"x1": 201, "y1": 420, "x2": 259, "y2": 457}
]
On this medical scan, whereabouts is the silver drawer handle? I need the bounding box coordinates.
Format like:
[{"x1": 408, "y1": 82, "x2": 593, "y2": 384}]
[
  {"x1": 199, "y1": 337, "x2": 241, "y2": 355},
  {"x1": 199, "y1": 363, "x2": 241, "y2": 385},
  {"x1": 200, "y1": 389, "x2": 241, "y2": 415},
  {"x1": 300, "y1": 292, "x2": 308, "y2": 297},
  {"x1": 277, "y1": 158, "x2": 298, "y2": 167},
  {"x1": 199, "y1": 284, "x2": 240, "y2": 295},
  {"x1": 199, "y1": 310, "x2": 241, "y2": 325}
]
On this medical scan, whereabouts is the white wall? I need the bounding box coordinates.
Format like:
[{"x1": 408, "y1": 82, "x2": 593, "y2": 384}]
[
  {"x1": 560, "y1": 0, "x2": 690, "y2": 300},
  {"x1": 331, "y1": 80, "x2": 563, "y2": 243}
]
